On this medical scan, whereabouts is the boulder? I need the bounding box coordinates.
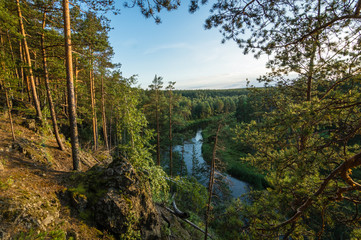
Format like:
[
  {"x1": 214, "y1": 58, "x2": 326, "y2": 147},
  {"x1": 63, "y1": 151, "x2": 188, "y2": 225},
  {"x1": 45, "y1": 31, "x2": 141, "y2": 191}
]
[
  {"x1": 94, "y1": 160, "x2": 161, "y2": 239},
  {"x1": 64, "y1": 158, "x2": 162, "y2": 239}
]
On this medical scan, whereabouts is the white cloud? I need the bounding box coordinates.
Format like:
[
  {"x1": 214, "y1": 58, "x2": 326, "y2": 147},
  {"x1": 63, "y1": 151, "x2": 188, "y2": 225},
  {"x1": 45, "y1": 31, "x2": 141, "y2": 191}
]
[
  {"x1": 175, "y1": 72, "x2": 264, "y2": 89},
  {"x1": 144, "y1": 43, "x2": 193, "y2": 55}
]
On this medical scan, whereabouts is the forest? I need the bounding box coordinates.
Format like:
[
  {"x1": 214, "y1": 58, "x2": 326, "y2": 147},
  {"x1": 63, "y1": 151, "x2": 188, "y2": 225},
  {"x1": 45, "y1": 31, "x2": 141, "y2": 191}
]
[{"x1": 0, "y1": 0, "x2": 361, "y2": 239}]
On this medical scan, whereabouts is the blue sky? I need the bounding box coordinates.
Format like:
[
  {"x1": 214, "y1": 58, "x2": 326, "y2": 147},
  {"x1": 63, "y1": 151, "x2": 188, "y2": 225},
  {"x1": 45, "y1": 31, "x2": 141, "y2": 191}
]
[{"x1": 107, "y1": 2, "x2": 268, "y2": 89}]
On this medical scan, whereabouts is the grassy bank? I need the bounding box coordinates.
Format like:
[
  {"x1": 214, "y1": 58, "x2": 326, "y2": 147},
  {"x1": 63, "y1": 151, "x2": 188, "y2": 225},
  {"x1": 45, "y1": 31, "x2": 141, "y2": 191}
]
[{"x1": 201, "y1": 114, "x2": 267, "y2": 190}]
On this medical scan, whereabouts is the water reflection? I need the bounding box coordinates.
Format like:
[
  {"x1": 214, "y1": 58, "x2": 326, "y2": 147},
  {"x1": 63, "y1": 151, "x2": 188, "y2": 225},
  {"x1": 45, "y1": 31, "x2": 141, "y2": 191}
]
[{"x1": 174, "y1": 129, "x2": 249, "y2": 198}]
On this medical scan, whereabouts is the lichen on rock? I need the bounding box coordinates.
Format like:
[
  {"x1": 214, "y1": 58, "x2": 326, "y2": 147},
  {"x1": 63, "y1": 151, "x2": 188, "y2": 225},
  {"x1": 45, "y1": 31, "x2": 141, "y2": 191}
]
[{"x1": 63, "y1": 158, "x2": 162, "y2": 239}]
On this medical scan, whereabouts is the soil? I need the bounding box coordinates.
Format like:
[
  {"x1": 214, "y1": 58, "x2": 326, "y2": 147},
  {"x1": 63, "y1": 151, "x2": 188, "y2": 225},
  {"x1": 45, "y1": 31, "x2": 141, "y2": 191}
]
[{"x1": 0, "y1": 112, "x2": 112, "y2": 239}]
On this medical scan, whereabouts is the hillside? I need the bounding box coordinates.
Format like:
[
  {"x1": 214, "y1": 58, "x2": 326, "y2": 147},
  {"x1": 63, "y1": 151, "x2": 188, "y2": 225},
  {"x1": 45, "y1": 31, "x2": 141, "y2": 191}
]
[
  {"x1": 0, "y1": 109, "x2": 108, "y2": 238},
  {"x1": 0, "y1": 111, "x2": 197, "y2": 240}
]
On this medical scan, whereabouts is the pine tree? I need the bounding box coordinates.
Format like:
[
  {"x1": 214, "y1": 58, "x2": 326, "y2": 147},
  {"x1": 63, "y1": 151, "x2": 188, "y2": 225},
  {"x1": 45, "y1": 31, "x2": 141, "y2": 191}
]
[
  {"x1": 200, "y1": 0, "x2": 361, "y2": 237},
  {"x1": 148, "y1": 75, "x2": 163, "y2": 165},
  {"x1": 63, "y1": 0, "x2": 80, "y2": 170},
  {"x1": 166, "y1": 81, "x2": 176, "y2": 176}
]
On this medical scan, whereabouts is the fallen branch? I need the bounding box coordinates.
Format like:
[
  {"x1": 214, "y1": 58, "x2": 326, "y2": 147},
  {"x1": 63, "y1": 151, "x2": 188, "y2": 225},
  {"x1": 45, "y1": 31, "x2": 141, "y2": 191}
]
[
  {"x1": 163, "y1": 206, "x2": 214, "y2": 240},
  {"x1": 171, "y1": 193, "x2": 190, "y2": 219}
]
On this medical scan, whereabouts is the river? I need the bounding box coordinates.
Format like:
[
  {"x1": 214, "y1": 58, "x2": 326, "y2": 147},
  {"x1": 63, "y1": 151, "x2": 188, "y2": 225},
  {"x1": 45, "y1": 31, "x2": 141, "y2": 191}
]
[{"x1": 173, "y1": 129, "x2": 249, "y2": 199}]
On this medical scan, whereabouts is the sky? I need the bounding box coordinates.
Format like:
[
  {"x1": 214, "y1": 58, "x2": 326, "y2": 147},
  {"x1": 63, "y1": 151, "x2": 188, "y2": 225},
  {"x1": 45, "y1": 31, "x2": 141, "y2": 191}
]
[{"x1": 107, "y1": 2, "x2": 269, "y2": 90}]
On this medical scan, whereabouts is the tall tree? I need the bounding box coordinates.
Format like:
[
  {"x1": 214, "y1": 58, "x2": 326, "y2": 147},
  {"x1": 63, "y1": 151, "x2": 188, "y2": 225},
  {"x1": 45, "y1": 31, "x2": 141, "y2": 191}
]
[
  {"x1": 0, "y1": 35, "x2": 16, "y2": 142},
  {"x1": 166, "y1": 81, "x2": 176, "y2": 176},
  {"x1": 199, "y1": 0, "x2": 361, "y2": 237},
  {"x1": 16, "y1": 0, "x2": 42, "y2": 121},
  {"x1": 148, "y1": 75, "x2": 163, "y2": 165},
  {"x1": 204, "y1": 124, "x2": 221, "y2": 240},
  {"x1": 40, "y1": 3, "x2": 65, "y2": 151},
  {"x1": 101, "y1": 73, "x2": 109, "y2": 150},
  {"x1": 63, "y1": 0, "x2": 80, "y2": 170},
  {"x1": 89, "y1": 54, "x2": 98, "y2": 149}
]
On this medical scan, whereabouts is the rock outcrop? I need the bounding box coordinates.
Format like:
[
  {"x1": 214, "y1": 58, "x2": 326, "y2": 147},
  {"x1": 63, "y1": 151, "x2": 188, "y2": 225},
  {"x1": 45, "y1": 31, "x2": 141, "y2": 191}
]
[{"x1": 63, "y1": 158, "x2": 162, "y2": 239}]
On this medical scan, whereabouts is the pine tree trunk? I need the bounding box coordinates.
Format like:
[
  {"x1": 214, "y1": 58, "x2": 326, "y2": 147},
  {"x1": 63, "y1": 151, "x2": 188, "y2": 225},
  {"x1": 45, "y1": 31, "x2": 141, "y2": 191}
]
[
  {"x1": 109, "y1": 105, "x2": 112, "y2": 150},
  {"x1": 204, "y1": 124, "x2": 221, "y2": 240},
  {"x1": 5, "y1": 88, "x2": 16, "y2": 142},
  {"x1": 3, "y1": 82, "x2": 16, "y2": 142},
  {"x1": 74, "y1": 57, "x2": 78, "y2": 106},
  {"x1": 19, "y1": 41, "x2": 31, "y2": 102},
  {"x1": 306, "y1": 45, "x2": 316, "y2": 102},
  {"x1": 89, "y1": 56, "x2": 97, "y2": 150},
  {"x1": 63, "y1": 0, "x2": 80, "y2": 171},
  {"x1": 41, "y1": 8, "x2": 65, "y2": 151},
  {"x1": 19, "y1": 42, "x2": 25, "y2": 101},
  {"x1": 0, "y1": 36, "x2": 15, "y2": 141},
  {"x1": 181, "y1": 141, "x2": 184, "y2": 176},
  {"x1": 6, "y1": 32, "x2": 20, "y2": 80},
  {"x1": 169, "y1": 91, "x2": 173, "y2": 177},
  {"x1": 101, "y1": 74, "x2": 109, "y2": 150},
  {"x1": 16, "y1": 0, "x2": 43, "y2": 121},
  {"x1": 156, "y1": 98, "x2": 161, "y2": 165}
]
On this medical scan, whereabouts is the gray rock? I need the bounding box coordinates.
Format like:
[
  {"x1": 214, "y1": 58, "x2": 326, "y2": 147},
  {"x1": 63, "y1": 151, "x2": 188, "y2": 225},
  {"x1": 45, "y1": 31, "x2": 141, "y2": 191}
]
[{"x1": 93, "y1": 160, "x2": 162, "y2": 239}]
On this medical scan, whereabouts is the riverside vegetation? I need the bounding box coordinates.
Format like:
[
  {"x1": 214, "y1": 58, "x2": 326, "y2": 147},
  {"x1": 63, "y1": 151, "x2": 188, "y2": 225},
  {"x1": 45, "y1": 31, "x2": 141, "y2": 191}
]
[{"x1": 1, "y1": 0, "x2": 361, "y2": 239}]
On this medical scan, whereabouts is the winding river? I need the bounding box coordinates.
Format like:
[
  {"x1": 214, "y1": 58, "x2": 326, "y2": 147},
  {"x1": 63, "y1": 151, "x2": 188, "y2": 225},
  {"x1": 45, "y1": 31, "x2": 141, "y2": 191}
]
[{"x1": 174, "y1": 129, "x2": 249, "y2": 198}]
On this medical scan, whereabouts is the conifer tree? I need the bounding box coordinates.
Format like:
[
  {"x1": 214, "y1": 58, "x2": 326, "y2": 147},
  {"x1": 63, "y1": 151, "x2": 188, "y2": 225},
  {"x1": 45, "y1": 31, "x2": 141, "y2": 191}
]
[
  {"x1": 63, "y1": 0, "x2": 80, "y2": 170},
  {"x1": 40, "y1": 2, "x2": 65, "y2": 151},
  {"x1": 16, "y1": 0, "x2": 43, "y2": 122},
  {"x1": 166, "y1": 81, "x2": 176, "y2": 176},
  {"x1": 197, "y1": 0, "x2": 361, "y2": 237},
  {"x1": 148, "y1": 75, "x2": 163, "y2": 165}
]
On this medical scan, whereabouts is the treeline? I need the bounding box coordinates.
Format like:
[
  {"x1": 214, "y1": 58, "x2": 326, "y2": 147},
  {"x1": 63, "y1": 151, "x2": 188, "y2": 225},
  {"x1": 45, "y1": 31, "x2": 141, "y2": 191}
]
[
  {"x1": 175, "y1": 88, "x2": 248, "y2": 99},
  {"x1": 143, "y1": 88, "x2": 247, "y2": 123}
]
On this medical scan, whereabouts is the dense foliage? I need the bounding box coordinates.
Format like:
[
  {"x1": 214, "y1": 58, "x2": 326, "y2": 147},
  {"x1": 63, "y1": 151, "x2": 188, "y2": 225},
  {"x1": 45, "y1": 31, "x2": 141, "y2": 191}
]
[{"x1": 198, "y1": 0, "x2": 361, "y2": 238}]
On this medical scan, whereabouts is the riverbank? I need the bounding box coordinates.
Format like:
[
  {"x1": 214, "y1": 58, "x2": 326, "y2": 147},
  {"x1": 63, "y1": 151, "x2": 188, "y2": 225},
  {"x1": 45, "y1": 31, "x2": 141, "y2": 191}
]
[
  {"x1": 200, "y1": 114, "x2": 268, "y2": 190},
  {"x1": 173, "y1": 130, "x2": 249, "y2": 198}
]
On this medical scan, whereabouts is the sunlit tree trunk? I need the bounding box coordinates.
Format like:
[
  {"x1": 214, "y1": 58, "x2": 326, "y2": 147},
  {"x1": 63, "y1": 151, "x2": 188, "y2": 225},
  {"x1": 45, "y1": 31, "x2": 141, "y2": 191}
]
[
  {"x1": 16, "y1": 0, "x2": 43, "y2": 121},
  {"x1": 41, "y1": 7, "x2": 65, "y2": 151},
  {"x1": 19, "y1": 42, "x2": 25, "y2": 101},
  {"x1": 89, "y1": 55, "x2": 98, "y2": 150},
  {"x1": 74, "y1": 57, "x2": 78, "y2": 106},
  {"x1": 19, "y1": 41, "x2": 30, "y2": 102},
  {"x1": 101, "y1": 74, "x2": 109, "y2": 150},
  {"x1": 63, "y1": 0, "x2": 80, "y2": 170}
]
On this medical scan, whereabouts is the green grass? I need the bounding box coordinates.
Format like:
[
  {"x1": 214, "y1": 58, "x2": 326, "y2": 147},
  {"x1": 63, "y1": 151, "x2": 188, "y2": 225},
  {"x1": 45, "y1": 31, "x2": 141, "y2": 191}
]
[
  {"x1": 14, "y1": 229, "x2": 70, "y2": 240},
  {"x1": 201, "y1": 114, "x2": 267, "y2": 190}
]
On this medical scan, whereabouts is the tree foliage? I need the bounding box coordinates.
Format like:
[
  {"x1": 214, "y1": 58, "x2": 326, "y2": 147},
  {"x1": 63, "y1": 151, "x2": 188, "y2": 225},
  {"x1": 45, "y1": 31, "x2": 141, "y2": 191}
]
[{"x1": 195, "y1": 0, "x2": 361, "y2": 238}]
